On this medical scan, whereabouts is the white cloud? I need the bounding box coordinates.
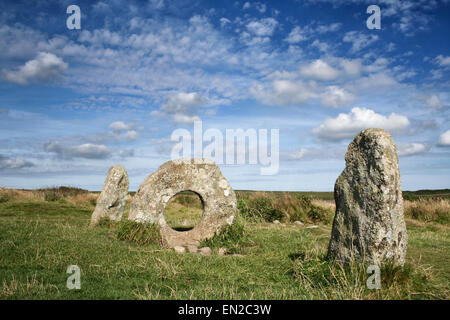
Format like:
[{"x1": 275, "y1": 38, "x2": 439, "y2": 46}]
[
  {"x1": 0, "y1": 155, "x2": 34, "y2": 170},
  {"x1": 343, "y1": 31, "x2": 379, "y2": 53},
  {"x1": 438, "y1": 130, "x2": 450, "y2": 146},
  {"x1": 310, "y1": 40, "x2": 329, "y2": 52},
  {"x1": 289, "y1": 148, "x2": 309, "y2": 160},
  {"x1": 398, "y1": 143, "x2": 429, "y2": 156},
  {"x1": 70, "y1": 144, "x2": 111, "y2": 159},
  {"x1": 313, "y1": 107, "x2": 410, "y2": 141},
  {"x1": 255, "y1": 3, "x2": 267, "y2": 13},
  {"x1": 435, "y1": 55, "x2": 450, "y2": 67},
  {"x1": 364, "y1": 58, "x2": 390, "y2": 73},
  {"x1": 426, "y1": 95, "x2": 443, "y2": 109},
  {"x1": 109, "y1": 121, "x2": 132, "y2": 133},
  {"x1": 124, "y1": 130, "x2": 138, "y2": 141},
  {"x1": 119, "y1": 149, "x2": 134, "y2": 157},
  {"x1": 0, "y1": 24, "x2": 46, "y2": 60},
  {"x1": 246, "y1": 18, "x2": 278, "y2": 36},
  {"x1": 316, "y1": 23, "x2": 342, "y2": 33},
  {"x1": 356, "y1": 73, "x2": 398, "y2": 90},
  {"x1": 220, "y1": 17, "x2": 231, "y2": 27},
  {"x1": 161, "y1": 92, "x2": 204, "y2": 114},
  {"x1": 239, "y1": 31, "x2": 270, "y2": 46},
  {"x1": 78, "y1": 29, "x2": 122, "y2": 46},
  {"x1": 172, "y1": 114, "x2": 201, "y2": 123},
  {"x1": 252, "y1": 80, "x2": 317, "y2": 106},
  {"x1": 44, "y1": 142, "x2": 111, "y2": 159},
  {"x1": 339, "y1": 58, "x2": 362, "y2": 76},
  {"x1": 285, "y1": 26, "x2": 307, "y2": 44},
  {"x1": 3, "y1": 52, "x2": 68, "y2": 85},
  {"x1": 156, "y1": 91, "x2": 206, "y2": 123},
  {"x1": 321, "y1": 86, "x2": 356, "y2": 107},
  {"x1": 300, "y1": 59, "x2": 339, "y2": 80}
]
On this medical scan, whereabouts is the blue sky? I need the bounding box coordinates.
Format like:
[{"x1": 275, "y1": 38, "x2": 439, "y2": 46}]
[{"x1": 0, "y1": 0, "x2": 450, "y2": 191}]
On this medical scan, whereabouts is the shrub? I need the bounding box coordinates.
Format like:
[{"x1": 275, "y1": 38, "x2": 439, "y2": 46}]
[
  {"x1": 0, "y1": 193, "x2": 10, "y2": 203},
  {"x1": 116, "y1": 220, "x2": 162, "y2": 246},
  {"x1": 307, "y1": 205, "x2": 333, "y2": 224},
  {"x1": 96, "y1": 217, "x2": 116, "y2": 228},
  {"x1": 237, "y1": 197, "x2": 283, "y2": 222},
  {"x1": 38, "y1": 186, "x2": 89, "y2": 202},
  {"x1": 44, "y1": 191, "x2": 62, "y2": 202},
  {"x1": 200, "y1": 215, "x2": 249, "y2": 253},
  {"x1": 405, "y1": 199, "x2": 450, "y2": 224}
]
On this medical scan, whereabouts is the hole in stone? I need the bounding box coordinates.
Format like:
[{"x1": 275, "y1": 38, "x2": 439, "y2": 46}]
[{"x1": 164, "y1": 191, "x2": 204, "y2": 232}]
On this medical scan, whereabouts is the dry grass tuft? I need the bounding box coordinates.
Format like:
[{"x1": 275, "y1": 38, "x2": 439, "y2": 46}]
[{"x1": 404, "y1": 198, "x2": 450, "y2": 224}]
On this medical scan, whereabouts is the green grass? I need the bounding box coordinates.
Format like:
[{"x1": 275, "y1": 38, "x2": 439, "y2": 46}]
[
  {"x1": 0, "y1": 190, "x2": 449, "y2": 299},
  {"x1": 164, "y1": 192, "x2": 203, "y2": 231}
]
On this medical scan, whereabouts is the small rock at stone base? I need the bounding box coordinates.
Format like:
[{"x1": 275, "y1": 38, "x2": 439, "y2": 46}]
[
  {"x1": 174, "y1": 246, "x2": 186, "y2": 254},
  {"x1": 199, "y1": 247, "x2": 212, "y2": 256},
  {"x1": 187, "y1": 245, "x2": 198, "y2": 253}
]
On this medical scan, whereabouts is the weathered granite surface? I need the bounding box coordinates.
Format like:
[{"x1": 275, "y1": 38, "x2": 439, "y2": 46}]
[
  {"x1": 327, "y1": 129, "x2": 407, "y2": 266},
  {"x1": 90, "y1": 165, "x2": 129, "y2": 226},
  {"x1": 128, "y1": 159, "x2": 237, "y2": 248}
]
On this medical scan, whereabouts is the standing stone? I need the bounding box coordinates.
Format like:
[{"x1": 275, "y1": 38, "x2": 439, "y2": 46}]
[
  {"x1": 90, "y1": 165, "x2": 129, "y2": 226},
  {"x1": 128, "y1": 158, "x2": 237, "y2": 248},
  {"x1": 327, "y1": 129, "x2": 407, "y2": 266}
]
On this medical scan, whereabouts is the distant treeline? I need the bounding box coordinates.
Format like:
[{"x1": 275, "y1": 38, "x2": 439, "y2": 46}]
[{"x1": 16, "y1": 186, "x2": 450, "y2": 201}]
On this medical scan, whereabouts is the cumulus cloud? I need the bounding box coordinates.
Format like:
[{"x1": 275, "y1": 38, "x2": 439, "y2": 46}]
[
  {"x1": 316, "y1": 22, "x2": 342, "y2": 33},
  {"x1": 426, "y1": 95, "x2": 443, "y2": 109},
  {"x1": 3, "y1": 52, "x2": 68, "y2": 84},
  {"x1": 285, "y1": 22, "x2": 341, "y2": 44},
  {"x1": 339, "y1": 58, "x2": 362, "y2": 76},
  {"x1": 313, "y1": 107, "x2": 410, "y2": 141},
  {"x1": 434, "y1": 55, "x2": 450, "y2": 67},
  {"x1": 300, "y1": 60, "x2": 339, "y2": 80},
  {"x1": 438, "y1": 130, "x2": 450, "y2": 146},
  {"x1": 0, "y1": 154, "x2": 34, "y2": 170},
  {"x1": 286, "y1": 146, "x2": 344, "y2": 161},
  {"x1": 119, "y1": 149, "x2": 134, "y2": 158},
  {"x1": 161, "y1": 92, "x2": 204, "y2": 114},
  {"x1": 343, "y1": 31, "x2": 379, "y2": 53},
  {"x1": 252, "y1": 80, "x2": 317, "y2": 106},
  {"x1": 109, "y1": 121, "x2": 132, "y2": 133},
  {"x1": 356, "y1": 73, "x2": 398, "y2": 91},
  {"x1": 287, "y1": 148, "x2": 327, "y2": 161},
  {"x1": 219, "y1": 17, "x2": 231, "y2": 27},
  {"x1": 246, "y1": 18, "x2": 278, "y2": 36},
  {"x1": 124, "y1": 130, "x2": 138, "y2": 141},
  {"x1": 173, "y1": 114, "x2": 201, "y2": 123},
  {"x1": 321, "y1": 86, "x2": 356, "y2": 107},
  {"x1": 310, "y1": 40, "x2": 329, "y2": 52},
  {"x1": 255, "y1": 3, "x2": 267, "y2": 13},
  {"x1": 398, "y1": 143, "x2": 429, "y2": 156},
  {"x1": 285, "y1": 26, "x2": 307, "y2": 44},
  {"x1": 160, "y1": 91, "x2": 204, "y2": 123},
  {"x1": 44, "y1": 142, "x2": 111, "y2": 159}
]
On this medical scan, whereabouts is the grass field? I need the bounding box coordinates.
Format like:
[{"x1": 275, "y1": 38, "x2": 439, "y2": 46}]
[{"x1": 0, "y1": 187, "x2": 449, "y2": 300}]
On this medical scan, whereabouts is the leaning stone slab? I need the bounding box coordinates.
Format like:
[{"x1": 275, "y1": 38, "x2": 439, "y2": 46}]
[
  {"x1": 128, "y1": 158, "x2": 237, "y2": 248},
  {"x1": 90, "y1": 165, "x2": 129, "y2": 226},
  {"x1": 327, "y1": 128, "x2": 407, "y2": 266}
]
